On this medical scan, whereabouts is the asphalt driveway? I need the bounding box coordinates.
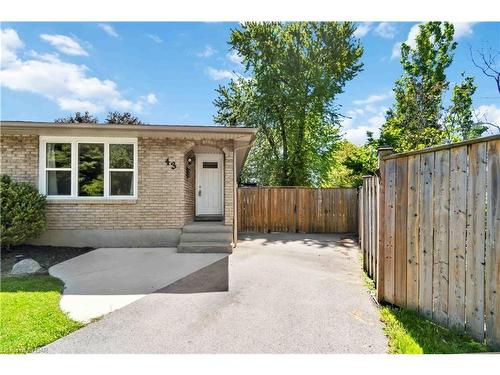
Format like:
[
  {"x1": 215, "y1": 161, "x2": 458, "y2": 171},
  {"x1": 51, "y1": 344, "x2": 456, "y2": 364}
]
[{"x1": 40, "y1": 233, "x2": 387, "y2": 353}]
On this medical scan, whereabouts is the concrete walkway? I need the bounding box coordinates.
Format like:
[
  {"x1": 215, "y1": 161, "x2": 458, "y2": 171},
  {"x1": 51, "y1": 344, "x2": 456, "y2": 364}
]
[
  {"x1": 49, "y1": 247, "x2": 227, "y2": 322},
  {"x1": 41, "y1": 234, "x2": 387, "y2": 353}
]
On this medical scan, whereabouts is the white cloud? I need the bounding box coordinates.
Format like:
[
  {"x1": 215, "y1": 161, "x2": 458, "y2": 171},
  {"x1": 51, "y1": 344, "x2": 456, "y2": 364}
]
[
  {"x1": 57, "y1": 98, "x2": 100, "y2": 112},
  {"x1": 98, "y1": 23, "x2": 119, "y2": 38},
  {"x1": 344, "y1": 124, "x2": 381, "y2": 146},
  {"x1": 0, "y1": 28, "x2": 156, "y2": 114},
  {"x1": 1, "y1": 28, "x2": 24, "y2": 67},
  {"x1": 391, "y1": 24, "x2": 419, "y2": 60},
  {"x1": 367, "y1": 113, "x2": 386, "y2": 127},
  {"x1": 147, "y1": 34, "x2": 162, "y2": 43},
  {"x1": 406, "y1": 23, "x2": 422, "y2": 49},
  {"x1": 392, "y1": 22, "x2": 475, "y2": 60},
  {"x1": 197, "y1": 45, "x2": 215, "y2": 58},
  {"x1": 227, "y1": 50, "x2": 243, "y2": 65},
  {"x1": 342, "y1": 103, "x2": 388, "y2": 145},
  {"x1": 206, "y1": 67, "x2": 237, "y2": 81},
  {"x1": 353, "y1": 22, "x2": 372, "y2": 38},
  {"x1": 143, "y1": 93, "x2": 158, "y2": 104},
  {"x1": 391, "y1": 42, "x2": 402, "y2": 60},
  {"x1": 40, "y1": 34, "x2": 88, "y2": 56},
  {"x1": 374, "y1": 22, "x2": 397, "y2": 39},
  {"x1": 348, "y1": 108, "x2": 365, "y2": 117},
  {"x1": 353, "y1": 91, "x2": 393, "y2": 106},
  {"x1": 453, "y1": 22, "x2": 475, "y2": 38},
  {"x1": 476, "y1": 104, "x2": 500, "y2": 134}
]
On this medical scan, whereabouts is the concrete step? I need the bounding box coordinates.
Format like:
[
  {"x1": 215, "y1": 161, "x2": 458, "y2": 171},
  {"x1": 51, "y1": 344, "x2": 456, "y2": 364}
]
[
  {"x1": 180, "y1": 231, "x2": 233, "y2": 243},
  {"x1": 182, "y1": 223, "x2": 232, "y2": 233},
  {"x1": 177, "y1": 242, "x2": 233, "y2": 254}
]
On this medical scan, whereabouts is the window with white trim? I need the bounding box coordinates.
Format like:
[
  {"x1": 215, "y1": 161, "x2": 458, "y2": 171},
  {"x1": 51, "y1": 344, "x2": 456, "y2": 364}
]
[{"x1": 39, "y1": 137, "x2": 138, "y2": 199}]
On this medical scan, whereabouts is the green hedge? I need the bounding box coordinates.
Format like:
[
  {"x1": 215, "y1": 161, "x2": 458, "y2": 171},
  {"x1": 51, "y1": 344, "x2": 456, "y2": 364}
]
[{"x1": 0, "y1": 175, "x2": 47, "y2": 247}]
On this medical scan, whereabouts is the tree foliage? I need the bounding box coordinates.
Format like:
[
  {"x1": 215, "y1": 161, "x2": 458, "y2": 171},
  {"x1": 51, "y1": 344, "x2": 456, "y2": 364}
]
[
  {"x1": 106, "y1": 111, "x2": 143, "y2": 125},
  {"x1": 214, "y1": 22, "x2": 364, "y2": 186},
  {"x1": 54, "y1": 111, "x2": 98, "y2": 124},
  {"x1": 322, "y1": 141, "x2": 378, "y2": 188},
  {"x1": 376, "y1": 22, "x2": 485, "y2": 153},
  {"x1": 0, "y1": 175, "x2": 47, "y2": 248},
  {"x1": 54, "y1": 111, "x2": 143, "y2": 125},
  {"x1": 445, "y1": 75, "x2": 487, "y2": 141}
]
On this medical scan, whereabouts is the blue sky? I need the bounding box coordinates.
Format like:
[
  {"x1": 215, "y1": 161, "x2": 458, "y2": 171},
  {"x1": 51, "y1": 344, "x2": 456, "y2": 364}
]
[{"x1": 1, "y1": 22, "x2": 499, "y2": 144}]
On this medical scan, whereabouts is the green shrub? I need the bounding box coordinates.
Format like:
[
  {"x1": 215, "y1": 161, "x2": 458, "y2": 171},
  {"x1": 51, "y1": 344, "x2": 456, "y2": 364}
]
[{"x1": 0, "y1": 175, "x2": 47, "y2": 248}]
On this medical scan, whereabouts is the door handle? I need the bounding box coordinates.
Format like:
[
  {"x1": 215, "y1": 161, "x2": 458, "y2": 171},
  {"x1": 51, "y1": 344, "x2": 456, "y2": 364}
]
[{"x1": 198, "y1": 189, "x2": 202, "y2": 196}]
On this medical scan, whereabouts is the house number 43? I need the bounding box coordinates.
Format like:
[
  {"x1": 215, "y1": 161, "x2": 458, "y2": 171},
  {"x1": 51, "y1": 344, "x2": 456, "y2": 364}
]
[{"x1": 165, "y1": 158, "x2": 177, "y2": 169}]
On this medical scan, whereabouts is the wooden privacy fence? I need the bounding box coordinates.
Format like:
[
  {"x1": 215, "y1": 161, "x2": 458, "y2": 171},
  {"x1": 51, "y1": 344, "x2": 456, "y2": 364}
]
[
  {"x1": 238, "y1": 187, "x2": 358, "y2": 233},
  {"x1": 359, "y1": 175, "x2": 379, "y2": 283},
  {"x1": 360, "y1": 135, "x2": 500, "y2": 348}
]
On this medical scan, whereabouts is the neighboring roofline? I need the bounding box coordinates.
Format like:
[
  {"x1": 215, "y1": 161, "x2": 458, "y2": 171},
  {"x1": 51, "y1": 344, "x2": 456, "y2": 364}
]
[{"x1": 0, "y1": 120, "x2": 258, "y2": 135}]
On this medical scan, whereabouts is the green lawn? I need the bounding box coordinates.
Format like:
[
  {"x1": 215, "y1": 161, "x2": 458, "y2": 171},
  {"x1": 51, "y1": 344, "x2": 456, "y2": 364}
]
[
  {"x1": 380, "y1": 305, "x2": 489, "y2": 354},
  {"x1": 0, "y1": 275, "x2": 83, "y2": 354}
]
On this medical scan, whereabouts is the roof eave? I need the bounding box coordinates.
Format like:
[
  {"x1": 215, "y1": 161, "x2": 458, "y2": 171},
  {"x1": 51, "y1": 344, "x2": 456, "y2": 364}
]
[{"x1": 0, "y1": 121, "x2": 257, "y2": 140}]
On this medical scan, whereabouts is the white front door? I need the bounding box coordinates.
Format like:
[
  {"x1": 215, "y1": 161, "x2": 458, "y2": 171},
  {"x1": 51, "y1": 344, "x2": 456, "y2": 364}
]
[{"x1": 196, "y1": 154, "x2": 223, "y2": 216}]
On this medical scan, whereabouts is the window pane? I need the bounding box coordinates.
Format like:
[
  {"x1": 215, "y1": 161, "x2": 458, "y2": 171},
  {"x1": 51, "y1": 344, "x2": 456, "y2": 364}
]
[
  {"x1": 46, "y1": 143, "x2": 71, "y2": 168},
  {"x1": 110, "y1": 171, "x2": 133, "y2": 196},
  {"x1": 110, "y1": 144, "x2": 134, "y2": 169},
  {"x1": 47, "y1": 171, "x2": 71, "y2": 195},
  {"x1": 78, "y1": 143, "x2": 104, "y2": 196}
]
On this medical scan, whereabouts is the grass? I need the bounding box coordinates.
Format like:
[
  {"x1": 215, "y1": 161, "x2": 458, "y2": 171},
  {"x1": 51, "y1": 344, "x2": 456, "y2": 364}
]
[
  {"x1": 0, "y1": 275, "x2": 83, "y2": 354},
  {"x1": 358, "y1": 263, "x2": 490, "y2": 354},
  {"x1": 380, "y1": 305, "x2": 489, "y2": 354}
]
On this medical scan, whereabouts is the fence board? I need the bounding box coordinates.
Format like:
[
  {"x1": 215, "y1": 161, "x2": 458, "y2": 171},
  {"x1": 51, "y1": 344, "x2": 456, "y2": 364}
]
[
  {"x1": 486, "y1": 139, "x2": 500, "y2": 347},
  {"x1": 432, "y1": 149, "x2": 450, "y2": 326},
  {"x1": 377, "y1": 161, "x2": 387, "y2": 301},
  {"x1": 371, "y1": 179, "x2": 377, "y2": 278},
  {"x1": 367, "y1": 178, "x2": 373, "y2": 277},
  {"x1": 448, "y1": 146, "x2": 467, "y2": 331},
  {"x1": 360, "y1": 175, "x2": 379, "y2": 281},
  {"x1": 465, "y1": 142, "x2": 487, "y2": 341},
  {"x1": 374, "y1": 176, "x2": 379, "y2": 284},
  {"x1": 419, "y1": 152, "x2": 434, "y2": 320},
  {"x1": 394, "y1": 157, "x2": 408, "y2": 307},
  {"x1": 359, "y1": 186, "x2": 365, "y2": 270},
  {"x1": 406, "y1": 155, "x2": 420, "y2": 311},
  {"x1": 384, "y1": 159, "x2": 396, "y2": 304}
]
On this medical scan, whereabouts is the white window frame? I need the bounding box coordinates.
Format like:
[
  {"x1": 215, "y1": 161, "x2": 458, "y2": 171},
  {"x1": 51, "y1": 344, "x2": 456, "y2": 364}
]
[{"x1": 39, "y1": 136, "x2": 138, "y2": 200}]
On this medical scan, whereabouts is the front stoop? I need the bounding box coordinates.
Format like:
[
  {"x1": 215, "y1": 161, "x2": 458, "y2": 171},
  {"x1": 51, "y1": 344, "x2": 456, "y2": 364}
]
[{"x1": 178, "y1": 222, "x2": 233, "y2": 253}]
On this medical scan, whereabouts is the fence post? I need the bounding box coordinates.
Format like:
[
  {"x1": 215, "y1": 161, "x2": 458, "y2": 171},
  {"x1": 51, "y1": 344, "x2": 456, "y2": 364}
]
[{"x1": 376, "y1": 147, "x2": 393, "y2": 302}]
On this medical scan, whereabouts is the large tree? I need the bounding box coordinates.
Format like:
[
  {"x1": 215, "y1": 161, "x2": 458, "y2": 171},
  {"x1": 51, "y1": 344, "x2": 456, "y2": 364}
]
[
  {"x1": 377, "y1": 22, "x2": 485, "y2": 153},
  {"x1": 214, "y1": 22, "x2": 363, "y2": 186}
]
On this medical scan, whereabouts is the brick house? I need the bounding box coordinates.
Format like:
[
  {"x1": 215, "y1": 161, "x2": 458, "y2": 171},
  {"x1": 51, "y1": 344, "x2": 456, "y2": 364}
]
[{"x1": 0, "y1": 121, "x2": 257, "y2": 252}]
